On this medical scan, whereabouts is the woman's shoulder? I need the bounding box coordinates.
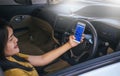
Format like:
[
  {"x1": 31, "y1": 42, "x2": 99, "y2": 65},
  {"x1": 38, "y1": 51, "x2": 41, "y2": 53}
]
[{"x1": 16, "y1": 53, "x2": 29, "y2": 60}]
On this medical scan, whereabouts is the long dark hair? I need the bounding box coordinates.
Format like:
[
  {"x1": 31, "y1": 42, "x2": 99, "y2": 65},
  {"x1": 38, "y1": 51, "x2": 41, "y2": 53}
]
[
  {"x1": 0, "y1": 19, "x2": 9, "y2": 60},
  {"x1": 0, "y1": 19, "x2": 33, "y2": 71}
]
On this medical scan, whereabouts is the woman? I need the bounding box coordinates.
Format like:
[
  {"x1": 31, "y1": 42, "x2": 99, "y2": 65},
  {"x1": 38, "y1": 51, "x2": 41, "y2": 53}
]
[{"x1": 0, "y1": 19, "x2": 84, "y2": 76}]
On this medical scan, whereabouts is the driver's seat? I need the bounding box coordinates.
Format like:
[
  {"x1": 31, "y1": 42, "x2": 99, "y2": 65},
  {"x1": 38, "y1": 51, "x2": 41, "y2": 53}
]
[{"x1": 0, "y1": 66, "x2": 4, "y2": 76}]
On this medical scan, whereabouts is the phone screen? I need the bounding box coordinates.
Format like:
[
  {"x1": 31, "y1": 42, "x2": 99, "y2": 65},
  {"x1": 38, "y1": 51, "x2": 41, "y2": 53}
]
[{"x1": 74, "y1": 22, "x2": 85, "y2": 43}]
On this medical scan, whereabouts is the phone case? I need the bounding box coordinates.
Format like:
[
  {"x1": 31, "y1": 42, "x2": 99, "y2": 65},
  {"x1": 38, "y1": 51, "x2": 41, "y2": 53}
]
[{"x1": 74, "y1": 22, "x2": 85, "y2": 43}]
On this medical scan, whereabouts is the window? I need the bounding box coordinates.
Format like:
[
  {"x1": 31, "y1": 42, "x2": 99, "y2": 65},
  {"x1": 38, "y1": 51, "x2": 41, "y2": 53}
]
[{"x1": 0, "y1": 0, "x2": 19, "y2": 5}]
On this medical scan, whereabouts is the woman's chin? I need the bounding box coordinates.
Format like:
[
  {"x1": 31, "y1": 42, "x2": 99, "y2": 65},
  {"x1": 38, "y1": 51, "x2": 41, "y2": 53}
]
[{"x1": 15, "y1": 48, "x2": 20, "y2": 53}]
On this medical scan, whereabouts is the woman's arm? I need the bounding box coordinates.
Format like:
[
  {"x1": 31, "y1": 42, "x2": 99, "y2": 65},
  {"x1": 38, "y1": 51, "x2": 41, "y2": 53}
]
[{"x1": 28, "y1": 35, "x2": 84, "y2": 66}]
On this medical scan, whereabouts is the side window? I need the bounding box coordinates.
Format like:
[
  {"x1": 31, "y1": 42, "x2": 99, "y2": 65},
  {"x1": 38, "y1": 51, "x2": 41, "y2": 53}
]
[
  {"x1": 0, "y1": 0, "x2": 62, "y2": 5},
  {"x1": 32, "y1": 0, "x2": 48, "y2": 4},
  {"x1": 31, "y1": 0, "x2": 62, "y2": 4},
  {"x1": 0, "y1": 0, "x2": 19, "y2": 5}
]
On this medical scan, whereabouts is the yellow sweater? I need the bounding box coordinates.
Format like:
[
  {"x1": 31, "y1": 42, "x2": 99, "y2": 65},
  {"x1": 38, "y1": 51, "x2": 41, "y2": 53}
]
[{"x1": 5, "y1": 53, "x2": 39, "y2": 76}]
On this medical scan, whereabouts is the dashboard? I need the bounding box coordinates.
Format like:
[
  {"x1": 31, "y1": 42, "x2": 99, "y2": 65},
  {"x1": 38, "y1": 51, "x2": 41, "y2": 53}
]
[{"x1": 32, "y1": 1, "x2": 120, "y2": 50}]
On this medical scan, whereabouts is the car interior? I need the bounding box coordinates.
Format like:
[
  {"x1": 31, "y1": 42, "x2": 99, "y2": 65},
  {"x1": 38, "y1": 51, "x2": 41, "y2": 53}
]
[{"x1": 0, "y1": 0, "x2": 120, "y2": 76}]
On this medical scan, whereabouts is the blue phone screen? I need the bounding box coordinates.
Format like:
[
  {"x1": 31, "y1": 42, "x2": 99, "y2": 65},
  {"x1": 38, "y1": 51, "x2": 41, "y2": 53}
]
[{"x1": 74, "y1": 23, "x2": 85, "y2": 42}]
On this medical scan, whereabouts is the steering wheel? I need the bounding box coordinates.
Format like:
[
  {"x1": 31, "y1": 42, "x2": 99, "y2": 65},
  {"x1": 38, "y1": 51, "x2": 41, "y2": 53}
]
[{"x1": 61, "y1": 19, "x2": 98, "y2": 65}]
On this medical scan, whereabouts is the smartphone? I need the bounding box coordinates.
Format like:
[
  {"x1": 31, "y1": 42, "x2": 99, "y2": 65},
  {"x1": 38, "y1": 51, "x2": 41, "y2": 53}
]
[{"x1": 74, "y1": 22, "x2": 86, "y2": 43}]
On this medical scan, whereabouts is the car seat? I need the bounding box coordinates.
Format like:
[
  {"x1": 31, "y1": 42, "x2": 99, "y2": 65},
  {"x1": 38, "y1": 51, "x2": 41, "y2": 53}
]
[
  {"x1": 10, "y1": 15, "x2": 59, "y2": 55},
  {"x1": 0, "y1": 66, "x2": 4, "y2": 76}
]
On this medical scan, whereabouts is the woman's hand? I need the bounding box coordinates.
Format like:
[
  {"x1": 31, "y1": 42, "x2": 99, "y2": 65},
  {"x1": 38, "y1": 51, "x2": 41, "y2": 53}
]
[{"x1": 68, "y1": 34, "x2": 85, "y2": 48}]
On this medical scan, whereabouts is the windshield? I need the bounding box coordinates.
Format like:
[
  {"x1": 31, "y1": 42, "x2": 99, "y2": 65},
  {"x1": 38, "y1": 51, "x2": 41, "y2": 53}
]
[
  {"x1": 64, "y1": 0, "x2": 120, "y2": 5},
  {"x1": 85, "y1": 0, "x2": 120, "y2": 4}
]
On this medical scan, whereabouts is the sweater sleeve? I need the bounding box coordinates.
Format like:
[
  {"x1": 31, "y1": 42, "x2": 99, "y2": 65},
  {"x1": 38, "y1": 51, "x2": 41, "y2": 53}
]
[{"x1": 5, "y1": 68, "x2": 29, "y2": 76}]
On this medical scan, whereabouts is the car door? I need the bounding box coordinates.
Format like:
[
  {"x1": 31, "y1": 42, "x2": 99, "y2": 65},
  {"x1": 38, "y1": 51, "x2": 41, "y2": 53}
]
[{"x1": 48, "y1": 50, "x2": 120, "y2": 76}]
